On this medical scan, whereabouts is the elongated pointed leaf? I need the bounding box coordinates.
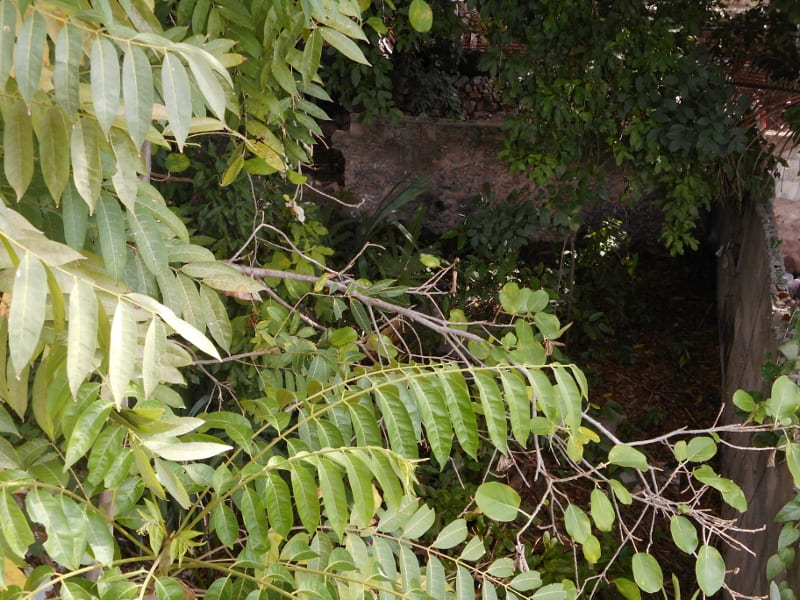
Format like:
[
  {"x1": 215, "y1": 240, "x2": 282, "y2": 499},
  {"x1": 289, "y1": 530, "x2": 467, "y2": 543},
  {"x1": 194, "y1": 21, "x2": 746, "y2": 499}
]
[
  {"x1": 84, "y1": 510, "x2": 115, "y2": 566},
  {"x1": 95, "y1": 191, "x2": 128, "y2": 281},
  {"x1": 61, "y1": 183, "x2": 89, "y2": 250},
  {"x1": 263, "y1": 470, "x2": 293, "y2": 538},
  {"x1": 65, "y1": 399, "x2": 112, "y2": 469},
  {"x1": 290, "y1": 462, "x2": 321, "y2": 533},
  {"x1": 91, "y1": 37, "x2": 121, "y2": 135},
  {"x1": 0, "y1": 490, "x2": 35, "y2": 558},
  {"x1": 318, "y1": 458, "x2": 348, "y2": 538},
  {"x1": 564, "y1": 503, "x2": 592, "y2": 544},
  {"x1": 301, "y1": 28, "x2": 322, "y2": 88},
  {"x1": 176, "y1": 273, "x2": 204, "y2": 330},
  {"x1": 211, "y1": 502, "x2": 239, "y2": 549},
  {"x1": 122, "y1": 45, "x2": 154, "y2": 150},
  {"x1": 128, "y1": 208, "x2": 169, "y2": 277},
  {"x1": 110, "y1": 129, "x2": 142, "y2": 212},
  {"x1": 142, "y1": 318, "x2": 165, "y2": 400},
  {"x1": 432, "y1": 518, "x2": 467, "y2": 549},
  {"x1": 408, "y1": 376, "x2": 451, "y2": 466},
  {"x1": 0, "y1": 0, "x2": 16, "y2": 89},
  {"x1": 54, "y1": 23, "x2": 83, "y2": 116},
  {"x1": 473, "y1": 370, "x2": 508, "y2": 454},
  {"x1": 183, "y1": 51, "x2": 227, "y2": 119},
  {"x1": 109, "y1": 300, "x2": 137, "y2": 408},
  {"x1": 669, "y1": 515, "x2": 698, "y2": 554},
  {"x1": 161, "y1": 53, "x2": 192, "y2": 150},
  {"x1": 373, "y1": 385, "x2": 418, "y2": 458},
  {"x1": 200, "y1": 285, "x2": 232, "y2": 352},
  {"x1": 67, "y1": 280, "x2": 98, "y2": 397},
  {"x1": 155, "y1": 457, "x2": 191, "y2": 508},
  {"x1": 319, "y1": 26, "x2": 370, "y2": 65},
  {"x1": 14, "y1": 10, "x2": 47, "y2": 105},
  {"x1": 2, "y1": 97, "x2": 34, "y2": 199},
  {"x1": 146, "y1": 441, "x2": 231, "y2": 461},
  {"x1": 500, "y1": 369, "x2": 532, "y2": 446},
  {"x1": 8, "y1": 253, "x2": 47, "y2": 373},
  {"x1": 71, "y1": 119, "x2": 104, "y2": 211},
  {"x1": 440, "y1": 367, "x2": 479, "y2": 458},
  {"x1": 25, "y1": 489, "x2": 88, "y2": 570},
  {"x1": 87, "y1": 423, "x2": 126, "y2": 485},
  {"x1": 33, "y1": 105, "x2": 71, "y2": 201},
  {"x1": 456, "y1": 565, "x2": 475, "y2": 600}
]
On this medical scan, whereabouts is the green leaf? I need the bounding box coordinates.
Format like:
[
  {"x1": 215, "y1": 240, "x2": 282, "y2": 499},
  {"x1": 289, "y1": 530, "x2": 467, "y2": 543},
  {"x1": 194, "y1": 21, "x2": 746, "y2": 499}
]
[
  {"x1": 608, "y1": 444, "x2": 649, "y2": 471},
  {"x1": 732, "y1": 389, "x2": 755, "y2": 412},
  {"x1": 531, "y1": 583, "x2": 568, "y2": 600},
  {"x1": 441, "y1": 367, "x2": 479, "y2": 458},
  {"x1": 0, "y1": 0, "x2": 16, "y2": 89},
  {"x1": 33, "y1": 105, "x2": 71, "y2": 201},
  {"x1": 408, "y1": 0, "x2": 433, "y2": 33},
  {"x1": 199, "y1": 285, "x2": 232, "y2": 353},
  {"x1": 109, "y1": 299, "x2": 137, "y2": 408},
  {"x1": 263, "y1": 470, "x2": 293, "y2": 538},
  {"x1": 669, "y1": 515, "x2": 698, "y2": 554},
  {"x1": 301, "y1": 28, "x2": 323, "y2": 88},
  {"x1": 0, "y1": 490, "x2": 35, "y2": 558},
  {"x1": 154, "y1": 457, "x2": 191, "y2": 508},
  {"x1": 402, "y1": 504, "x2": 435, "y2": 539},
  {"x1": 8, "y1": 253, "x2": 47, "y2": 374},
  {"x1": 582, "y1": 534, "x2": 602, "y2": 564},
  {"x1": 110, "y1": 129, "x2": 143, "y2": 212},
  {"x1": 84, "y1": 510, "x2": 115, "y2": 566},
  {"x1": 407, "y1": 377, "x2": 451, "y2": 465},
  {"x1": 271, "y1": 58, "x2": 298, "y2": 97},
  {"x1": 695, "y1": 545, "x2": 725, "y2": 596},
  {"x1": 14, "y1": 10, "x2": 46, "y2": 105},
  {"x1": 320, "y1": 26, "x2": 370, "y2": 65},
  {"x1": 0, "y1": 404, "x2": 19, "y2": 437},
  {"x1": 96, "y1": 191, "x2": 128, "y2": 281},
  {"x1": 181, "y1": 261, "x2": 265, "y2": 294},
  {"x1": 2, "y1": 97, "x2": 34, "y2": 199},
  {"x1": 54, "y1": 23, "x2": 82, "y2": 116},
  {"x1": 65, "y1": 399, "x2": 112, "y2": 469},
  {"x1": 91, "y1": 37, "x2": 121, "y2": 135},
  {"x1": 142, "y1": 318, "x2": 166, "y2": 400},
  {"x1": 71, "y1": 118, "x2": 104, "y2": 211},
  {"x1": 459, "y1": 536, "x2": 485, "y2": 562},
  {"x1": 475, "y1": 482, "x2": 520, "y2": 522},
  {"x1": 432, "y1": 518, "x2": 467, "y2": 549},
  {"x1": 563, "y1": 503, "x2": 592, "y2": 544},
  {"x1": 122, "y1": 45, "x2": 155, "y2": 150},
  {"x1": 211, "y1": 502, "x2": 239, "y2": 549},
  {"x1": 146, "y1": 441, "x2": 232, "y2": 461},
  {"x1": 693, "y1": 465, "x2": 747, "y2": 512},
  {"x1": 500, "y1": 369, "x2": 532, "y2": 446},
  {"x1": 510, "y1": 570, "x2": 543, "y2": 592},
  {"x1": 767, "y1": 375, "x2": 800, "y2": 424},
  {"x1": 613, "y1": 578, "x2": 641, "y2": 600},
  {"x1": 155, "y1": 577, "x2": 184, "y2": 600},
  {"x1": 373, "y1": 385, "x2": 418, "y2": 458},
  {"x1": 67, "y1": 280, "x2": 98, "y2": 398},
  {"x1": 590, "y1": 489, "x2": 615, "y2": 532},
  {"x1": 632, "y1": 552, "x2": 663, "y2": 594},
  {"x1": 162, "y1": 52, "x2": 192, "y2": 151},
  {"x1": 290, "y1": 462, "x2": 321, "y2": 533},
  {"x1": 317, "y1": 457, "x2": 348, "y2": 538},
  {"x1": 686, "y1": 436, "x2": 717, "y2": 462},
  {"x1": 62, "y1": 182, "x2": 89, "y2": 250},
  {"x1": 183, "y1": 51, "x2": 227, "y2": 120},
  {"x1": 473, "y1": 370, "x2": 508, "y2": 454},
  {"x1": 456, "y1": 565, "x2": 475, "y2": 600},
  {"x1": 25, "y1": 489, "x2": 88, "y2": 571},
  {"x1": 129, "y1": 207, "x2": 169, "y2": 277}
]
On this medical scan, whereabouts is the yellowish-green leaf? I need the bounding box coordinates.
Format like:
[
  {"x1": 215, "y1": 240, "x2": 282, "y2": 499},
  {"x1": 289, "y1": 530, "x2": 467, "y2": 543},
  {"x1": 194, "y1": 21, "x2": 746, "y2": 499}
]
[
  {"x1": 632, "y1": 552, "x2": 663, "y2": 594},
  {"x1": 590, "y1": 489, "x2": 615, "y2": 532},
  {"x1": 91, "y1": 37, "x2": 121, "y2": 135},
  {"x1": 8, "y1": 253, "x2": 47, "y2": 374},
  {"x1": 64, "y1": 398, "x2": 112, "y2": 469},
  {"x1": 609, "y1": 478, "x2": 633, "y2": 505},
  {"x1": 608, "y1": 444, "x2": 649, "y2": 471},
  {"x1": 128, "y1": 207, "x2": 169, "y2": 277},
  {"x1": 67, "y1": 280, "x2": 98, "y2": 398},
  {"x1": 220, "y1": 152, "x2": 244, "y2": 186},
  {"x1": 122, "y1": 45, "x2": 154, "y2": 150},
  {"x1": 161, "y1": 53, "x2": 192, "y2": 150},
  {"x1": 154, "y1": 457, "x2": 191, "y2": 509},
  {"x1": 475, "y1": 482, "x2": 520, "y2": 522},
  {"x1": 143, "y1": 318, "x2": 165, "y2": 400},
  {"x1": 301, "y1": 28, "x2": 323, "y2": 88},
  {"x1": 54, "y1": 23, "x2": 82, "y2": 116},
  {"x1": 564, "y1": 503, "x2": 591, "y2": 544},
  {"x1": 33, "y1": 105, "x2": 71, "y2": 201},
  {"x1": 200, "y1": 284, "x2": 232, "y2": 352},
  {"x1": 181, "y1": 261, "x2": 265, "y2": 294},
  {"x1": 408, "y1": 0, "x2": 433, "y2": 33},
  {"x1": 14, "y1": 10, "x2": 47, "y2": 105},
  {"x1": 110, "y1": 129, "x2": 143, "y2": 211},
  {"x1": 0, "y1": 490, "x2": 35, "y2": 559},
  {"x1": 0, "y1": 0, "x2": 16, "y2": 89},
  {"x1": 71, "y1": 119, "x2": 104, "y2": 211},
  {"x1": 109, "y1": 300, "x2": 137, "y2": 408},
  {"x1": 2, "y1": 97, "x2": 34, "y2": 200}
]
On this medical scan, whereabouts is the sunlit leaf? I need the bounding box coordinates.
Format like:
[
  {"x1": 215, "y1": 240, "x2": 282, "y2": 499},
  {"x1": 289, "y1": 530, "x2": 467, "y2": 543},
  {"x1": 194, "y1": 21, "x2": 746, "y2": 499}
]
[
  {"x1": 695, "y1": 545, "x2": 725, "y2": 596},
  {"x1": 8, "y1": 253, "x2": 47, "y2": 374},
  {"x1": 109, "y1": 300, "x2": 137, "y2": 408},
  {"x1": 408, "y1": 0, "x2": 433, "y2": 32},
  {"x1": 608, "y1": 444, "x2": 649, "y2": 471},
  {"x1": 632, "y1": 552, "x2": 663, "y2": 594},
  {"x1": 320, "y1": 26, "x2": 370, "y2": 65},
  {"x1": 54, "y1": 23, "x2": 82, "y2": 116},
  {"x1": 2, "y1": 97, "x2": 34, "y2": 200},
  {"x1": 67, "y1": 280, "x2": 98, "y2": 398},
  {"x1": 0, "y1": 490, "x2": 35, "y2": 558},
  {"x1": 122, "y1": 45, "x2": 154, "y2": 150},
  {"x1": 475, "y1": 482, "x2": 520, "y2": 522},
  {"x1": 590, "y1": 489, "x2": 615, "y2": 532},
  {"x1": 91, "y1": 37, "x2": 121, "y2": 135},
  {"x1": 564, "y1": 503, "x2": 592, "y2": 544},
  {"x1": 71, "y1": 119, "x2": 104, "y2": 211},
  {"x1": 0, "y1": 0, "x2": 16, "y2": 89},
  {"x1": 162, "y1": 53, "x2": 192, "y2": 150},
  {"x1": 432, "y1": 518, "x2": 467, "y2": 549},
  {"x1": 95, "y1": 191, "x2": 128, "y2": 281},
  {"x1": 14, "y1": 10, "x2": 46, "y2": 105}
]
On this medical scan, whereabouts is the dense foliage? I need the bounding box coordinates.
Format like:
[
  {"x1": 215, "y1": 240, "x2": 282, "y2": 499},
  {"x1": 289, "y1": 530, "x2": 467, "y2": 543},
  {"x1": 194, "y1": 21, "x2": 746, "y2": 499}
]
[{"x1": 2, "y1": 1, "x2": 800, "y2": 600}]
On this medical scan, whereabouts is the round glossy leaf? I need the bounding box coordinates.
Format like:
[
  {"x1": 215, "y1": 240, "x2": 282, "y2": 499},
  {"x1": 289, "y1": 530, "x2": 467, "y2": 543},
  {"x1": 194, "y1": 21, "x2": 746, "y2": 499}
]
[
  {"x1": 695, "y1": 545, "x2": 725, "y2": 596},
  {"x1": 669, "y1": 515, "x2": 698, "y2": 554},
  {"x1": 475, "y1": 482, "x2": 520, "y2": 522},
  {"x1": 632, "y1": 552, "x2": 663, "y2": 593},
  {"x1": 408, "y1": 0, "x2": 433, "y2": 33}
]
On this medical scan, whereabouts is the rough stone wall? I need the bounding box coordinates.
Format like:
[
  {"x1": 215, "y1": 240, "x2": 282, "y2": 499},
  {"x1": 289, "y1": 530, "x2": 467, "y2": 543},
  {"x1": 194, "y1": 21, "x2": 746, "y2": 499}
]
[
  {"x1": 716, "y1": 199, "x2": 796, "y2": 597},
  {"x1": 330, "y1": 116, "x2": 533, "y2": 234}
]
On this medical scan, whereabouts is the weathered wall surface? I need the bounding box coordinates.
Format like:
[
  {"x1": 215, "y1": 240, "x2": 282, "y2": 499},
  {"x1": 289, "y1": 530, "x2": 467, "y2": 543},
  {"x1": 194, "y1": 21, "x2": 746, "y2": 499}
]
[
  {"x1": 331, "y1": 116, "x2": 532, "y2": 233},
  {"x1": 715, "y1": 199, "x2": 796, "y2": 597}
]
